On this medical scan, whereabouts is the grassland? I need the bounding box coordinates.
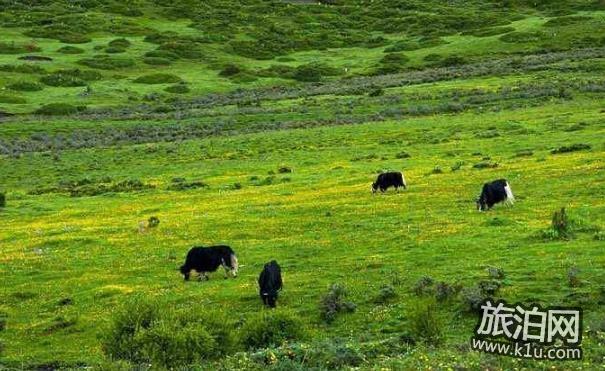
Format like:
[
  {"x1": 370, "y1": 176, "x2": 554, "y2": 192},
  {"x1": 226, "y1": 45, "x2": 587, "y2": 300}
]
[{"x1": 1, "y1": 0, "x2": 605, "y2": 369}]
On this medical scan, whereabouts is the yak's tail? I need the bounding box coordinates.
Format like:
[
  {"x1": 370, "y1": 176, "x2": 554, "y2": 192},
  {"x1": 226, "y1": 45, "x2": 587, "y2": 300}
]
[
  {"x1": 504, "y1": 182, "x2": 515, "y2": 203},
  {"x1": 230, "y1": 254, "x2": 239, "y2": 275}
]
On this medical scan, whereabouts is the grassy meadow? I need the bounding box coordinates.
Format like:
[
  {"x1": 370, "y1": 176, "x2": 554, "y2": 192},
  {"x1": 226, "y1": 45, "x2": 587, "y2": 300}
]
[{"x1": 1, "y1": 0, "x2": 605, "y2": 369}]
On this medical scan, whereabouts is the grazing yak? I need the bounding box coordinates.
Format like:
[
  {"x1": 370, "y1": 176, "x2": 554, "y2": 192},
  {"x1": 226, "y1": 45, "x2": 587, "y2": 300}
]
[
  {"x1": 477, "y1": 179, "x2": 515, "y2": 211},
  {"x1": 180, "y1": 245, "x2": 238, "y2": 281},
  {"x1": 372, "y1": 171, "x2": 407, "y2": 193},
  {"x1": 258, "y1": 260, "x2": 283, "y2": 308}
]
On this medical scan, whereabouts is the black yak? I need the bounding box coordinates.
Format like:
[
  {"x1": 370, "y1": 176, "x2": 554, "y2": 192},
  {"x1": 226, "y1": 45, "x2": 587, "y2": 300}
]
[
  {"x1": 477, "y1": 179, "x2": 515, "y2": 211},
  {"x1": 258, "y1": 260, "x2": 283, "y2": 308},
  {"x1": 372, "y1": 171, "x2": 407, "y2": 193},
  {"x1": 180, "y1": 245, "x2": 238, "y2": 281}
]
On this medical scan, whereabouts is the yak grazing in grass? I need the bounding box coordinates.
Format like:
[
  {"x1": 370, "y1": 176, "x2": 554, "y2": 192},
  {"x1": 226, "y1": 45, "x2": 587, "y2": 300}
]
[
  {"x1": 180, "y1": 245, "x2": 238, "y2": 281},
  {"x1": 372, "y1": 171, "x2": 407, "y2": 193},
  {"x1": 258, "y1": 260, "x2": 283, "y2": 308},
  {"x1": 476, "y1": 179, "x2": 515, "y2": 211}
]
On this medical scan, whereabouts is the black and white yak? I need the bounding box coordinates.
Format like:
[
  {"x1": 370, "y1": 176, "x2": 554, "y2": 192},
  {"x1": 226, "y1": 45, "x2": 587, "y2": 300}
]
[
  {"x1": 372, "y1": 171, "x2": 407, "y2": 193},
  {"x1": 476, "y1": 179, "x2": 515, "y2": 211},
  {"x1": 180, "y1": 245, "x2": 238, "y2": 281},
  {"x1": 258, "y1": 260, "x2": 283, "y2": 308}
]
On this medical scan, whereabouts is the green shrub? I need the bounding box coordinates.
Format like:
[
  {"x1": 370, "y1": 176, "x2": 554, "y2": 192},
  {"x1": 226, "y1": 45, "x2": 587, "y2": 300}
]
[
  {"x1": 550, "y1": 143, "x2": 591, "y2": 154},
  {"x1": 0, "y1": 192, "x2": 5, "y2": 208},
  {"x1": 219, "y1": 64, "x2": 242, "y2": 77},
  {"x1": 164, "y1": 83, "x2": 190, "y2": 94},
  {"x1": 292, "y1": 63, "x2": 341, "y2": 82},
  {"x1": 101, "y1": 296, "x2": 160, "y2": 362},
  {"x1": 0, "y1": 95, "x2": 27, "y2": 104},
  {"x1": 57, "y1": 46, "x2": 85, "y2": 54},
  {"x1": 136, "y1": 321, "x2": 217, "y2": 367},
  {"x1": 108, "y1": 38, "x2": 131, "y2": 48},
  {"x1": 105, "y1": 46, "x2": 126, "y2": 54},
  {"x1": 0, "y1": 64, "x2": 46, "y2": 74},
  {"x1": 320, "y1": 284, "x2": 356, "y2": 323},
  {"x1": 159, "y1": 41, "x2": 203, "y2": 59},
  {"x1": 144, "y1": 50, "x2": 180, "y2": 60},
  {"x1": 239, "y1": 311, "x2": 306, "y2": 350},
  {"x1": 102, "y1": 297, "x2": 237, "y2": 367},
  {"x1": 408, "y1": 300, "x2": 444, "y2": 347},
  {"x1": 35, "y1": 103, "x2": 85, "y2": 116},
  {"x1": 78, "y1": 56, "x2": 135, "y2": 70},
  {"x1": 373, "y1": 284, "x2": 397, "y2": 304},
  {"x1": 134, "y1": 73, "x2": 182, "y2": 84},
  {"x1": 0, "y1": 41, "x2": 41, "y2": 54},
  {"x1": 40, "y1": 69, "x2": 102, "y2": 87},
  {"x1": 143, "y1": 57, "x2": 172, "y2": 66},
  {"x1": 7, "y1": 81, "x2": 43, "y2": 92}
]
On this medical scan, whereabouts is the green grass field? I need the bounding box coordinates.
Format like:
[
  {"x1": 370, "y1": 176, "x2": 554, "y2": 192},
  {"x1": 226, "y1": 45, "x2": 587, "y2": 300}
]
[{"x1": 1, "y1": 1, "x2": 605, "y2": 369}]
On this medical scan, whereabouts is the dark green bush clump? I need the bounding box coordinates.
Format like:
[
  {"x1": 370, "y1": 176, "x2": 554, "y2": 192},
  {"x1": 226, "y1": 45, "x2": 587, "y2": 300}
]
[
  {"x1": 147, "y1": 216, "x2": 160, "y2": 228},
  {"x1": 164, "y1": 83, "x2": 190, "y2": 94},
  {"x1": 500, "y1": 31, "x2": 545, "y2": 43},
  {"x1": 143, "y1": 57, "x2": 172, "y2": 66},
  {"x1": 134, "y1": 73, "x2": 182, "y2": 84},
  {"x1": 550, "y1": 143, "x2": 591, "y2": 154},
  {"x1": 292, "y1": 63, "x2": 341, "y2": 82},
  {"x1": 0, "y1": 192, "x2": 5, "y2": 208},
  {"x1": 102, "y1": 297, "x2": 236, "y2": 368},
  {"x1": 57, "y1": 46, "x2": 85, "y2": 54},
  {"x1": 108, "y1": 38, "x2": 131, "y2": 48},
  {"x1": 0, "y1": 41, "x2": 41, "y2": 54},
  {"x1": 409, "y1": 300, "x2": 443, "y2": 346},
  {"x1": 320, "y1": 284, "x2": 356, "y2": 323},
  {"x1": 239, "y1": 311, "x2": 306, "y2": 350},
  {"x1": 35, "y1": 103, "x2": 85, "y2": 116},
  {"x1": 473, "y1": 161, "x2": 499, "y2": 169},
  {"x1": 40, "y1": 69, "x2": 102, "y2": 87},
  {"x1": 0, "y1": 64, "x2": 46, "y2": 74},
  {"x1": 0, "y1": 95, "x2": 26, "y2": 104},
  {"x1": 219, "y1": 64, "x2": 242, "y2": 77},
  {"x1": 167, "y1": 178, "x2": 207, "y2": 190},
  {"x1": 78, "y1": 56, "x2": 135, "y2": 70},
  {"x1": 7, "y1": 81, "x2": 43, "y2": 92}
]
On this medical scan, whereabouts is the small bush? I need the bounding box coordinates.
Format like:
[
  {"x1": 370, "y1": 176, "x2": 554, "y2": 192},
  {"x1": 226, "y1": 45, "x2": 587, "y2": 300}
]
[
  {"x1": 278, "y1": 166, "x2": 292, "y2": 174},
  {"x1": 57, "y1": 46, "x2": 85, "y2": 54},
  {"x1": 473, "y1": 161, "x2": 499, "y2": 169},
  {"x1": 78, "y1": 56, "x2": 135, "y2": 70},
  {"x1": 164, "y1": 83, "x2": 190, "y2": 94},
  {"x1": 134, "y1": 73, "x2": 182, "y2": 84},
  {"x1": 147, "y1": 216, "x2": 160, "y2": 228},
  {"x1": 239, "y1": 311, "x2": 306, "y2": 350},
  {"x1": 143, "y1": 57, "x2": 172, "y2": 66},
  {"x1": 0, "y1": 192, "x2": 5, "y2": 208},
  {"x1": 514, "y1": 149, "x2": 534, "y2": 157},
  {"x1": 102, "y1": 297, "x2": 236, "y2": 367},
  {"x1": 368, "y1": 88, "x2": 384, "y2": 97},
  {"x1": 434, "y1": 282, "x2": 457, "y2": 302},
  {"x1": 460, "y1": 286, "x2": 488, "y2": 313},
  {"x1": 568, "y1": 266, "x2": 581, "y2": 287},
  {"x1": 395, "y1": 151, "x2": 411, "y2": 159},
  {"x1": 0, "y1": 41, "x2": 41, "y2": 54},
  {"x1": 219, "y1": 64, "x2": 242, "y2": 77},
  {"x1": 0, "y1": 64, "x2": 46, "y2": 74},
  {"x1": 408, "y1": 300, "x2": 443, "y2": 347},
  {"x1": 487, "y1": 267, "x2": 505, "y2": 280},
  {"x1": 108, "y1": 38, "x2": 131, "y2": 49},
  {"x1": 550, "y1": 143, "x2": 591, "y2": 154},
  {"x1": 373, "y1": 284, "x2": 397, "y2": 304},
  {"x1": 167, "y1": 178, "x2": 207, "y2": 191},
  {"x1": 413, "y1": 276, "x2": 434, "y2": 296},
  {"x1": 35, "y1": 103, "x2": 85, "y2": 116},
  {"x1": 450, "y1": 161, "x2": 463, "y2": 171},
  {"x1": 40, "y1": 69, "x2": 102, "y2": 87},
  {"x1": 320, "y1": 284, "x2": 356, "y2": 323},
  {"x1": 7, "y1": 81, "x2": 43, "y2": 92}
]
